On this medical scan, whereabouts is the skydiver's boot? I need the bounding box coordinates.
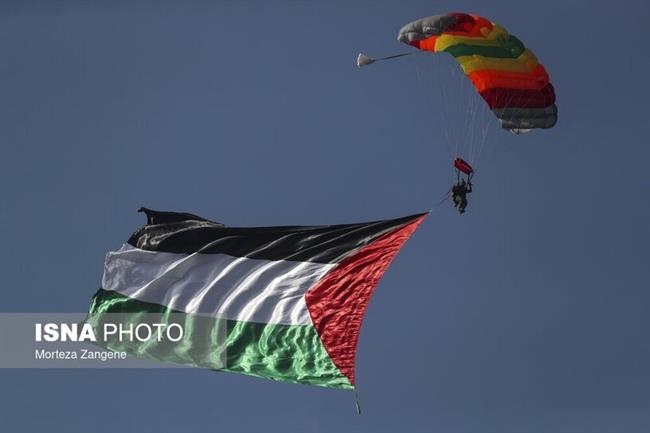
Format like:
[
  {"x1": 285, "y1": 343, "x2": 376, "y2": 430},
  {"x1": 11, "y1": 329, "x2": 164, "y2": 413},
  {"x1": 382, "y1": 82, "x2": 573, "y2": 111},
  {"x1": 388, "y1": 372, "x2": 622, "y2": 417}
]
[{"x1": 459, "y1": 199, "x2": 467, "y2": 214}]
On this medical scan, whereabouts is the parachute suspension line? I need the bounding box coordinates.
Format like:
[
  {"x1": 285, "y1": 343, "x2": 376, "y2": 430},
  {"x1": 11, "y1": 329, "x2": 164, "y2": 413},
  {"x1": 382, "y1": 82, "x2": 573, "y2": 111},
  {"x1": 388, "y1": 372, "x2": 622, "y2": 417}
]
[
  {"x1": 461, "y1": 66, "x2": 496, "y2": 169},
  {"x1": 419, "y1": 56, "x2": 455, "y2": 161},
  {"x1": 433, "y1": 188, "x2": 452, "y2": 210},
  {"x1": 456, "y1": 63, "x2": 473, "y2": 163},
  {"x1": 465, "y1": 91, "x2": 473, "y2": 162},
  {"x1": 418, "y1": 57, "x2": 462, "y2": 179},
  {"x1": 443, "y1": 63, "x2": 456, "y2": 159},
  {"x1": 476, "y1": 92, "x2": 494, "y2": 168},
  {"x1": 444, "y1": 60, "x2": 461, "y2": 160},
  {"x1": 463, "y1": 70, "x2": 472, "y2": 161},
  {"x1": 449, "y1": 62, "x2": 474, "y2": 172},
  {"x1": 474, "y1": 105, "x2": 493, "y2": 167},
  {"x1": 447, "y1": 62, "x2": 459, "y2": 159},
  {"x1": 466, "y1": 81, "x2": 479, "y2": 165},
  {"x1": 410, "y1": 54, "x2": 495, "y2": 175},
  {"x1": 463, "y1": 67, "x2": 491, "y2": 169},
  {"x1": 435, "y1": 59, "x2": 456, "y2": 160},
  {"x1": 413, "y1": 63, "x2": 436, "y2": 165},
  {"x1": 414, "y1": 63, "x2": 442, "y2": 159},
  {"x1": 475, "y1": 90, "x2": 487, "y2": 163},
  {"x1": 472, "y1": 92, "x2": 488, "y2": 166}
]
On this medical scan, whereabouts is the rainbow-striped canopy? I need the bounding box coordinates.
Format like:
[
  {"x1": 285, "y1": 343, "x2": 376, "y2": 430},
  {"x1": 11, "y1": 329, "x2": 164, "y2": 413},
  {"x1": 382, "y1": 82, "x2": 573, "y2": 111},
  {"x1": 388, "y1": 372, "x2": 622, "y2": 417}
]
[{"x1": 398, "y1": 12, "x2": 557, "y2": 133}]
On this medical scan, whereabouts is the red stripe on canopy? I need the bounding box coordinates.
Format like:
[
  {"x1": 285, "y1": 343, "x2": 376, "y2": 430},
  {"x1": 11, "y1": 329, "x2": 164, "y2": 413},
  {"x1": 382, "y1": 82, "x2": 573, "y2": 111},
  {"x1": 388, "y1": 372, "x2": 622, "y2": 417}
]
[{"x1": 480, "y1": 83, "x2": 556, "y2": 109}]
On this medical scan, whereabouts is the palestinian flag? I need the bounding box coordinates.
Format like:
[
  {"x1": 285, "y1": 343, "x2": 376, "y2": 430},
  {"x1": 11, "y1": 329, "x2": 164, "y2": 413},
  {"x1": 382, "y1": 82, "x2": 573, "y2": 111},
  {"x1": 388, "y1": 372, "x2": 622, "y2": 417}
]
[{"x1": 88, "y1": 208, "x2": 426, "y2": 389}]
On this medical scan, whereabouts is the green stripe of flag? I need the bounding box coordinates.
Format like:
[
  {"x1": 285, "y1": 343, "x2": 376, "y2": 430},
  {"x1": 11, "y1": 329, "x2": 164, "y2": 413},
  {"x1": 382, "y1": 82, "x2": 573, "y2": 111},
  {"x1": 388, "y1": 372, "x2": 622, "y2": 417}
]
[{"x1": 87, "y1": 289, "x2": 352, "y2": 389}]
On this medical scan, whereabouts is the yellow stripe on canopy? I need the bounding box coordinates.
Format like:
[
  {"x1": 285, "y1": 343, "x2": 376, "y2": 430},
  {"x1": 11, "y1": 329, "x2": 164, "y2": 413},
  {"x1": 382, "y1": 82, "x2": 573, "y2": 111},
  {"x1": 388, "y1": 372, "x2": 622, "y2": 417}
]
[
  {"x1": 433, "y1": 24, "x2": 509, "y2": 52},
  {"x1": 457, "y1": 50, "x2": 539, "y2": 74}
]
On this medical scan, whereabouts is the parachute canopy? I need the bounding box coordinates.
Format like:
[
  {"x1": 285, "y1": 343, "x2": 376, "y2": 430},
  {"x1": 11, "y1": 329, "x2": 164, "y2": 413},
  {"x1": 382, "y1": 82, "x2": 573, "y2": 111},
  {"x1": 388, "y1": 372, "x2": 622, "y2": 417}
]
[{"x1": 398, "y1": 12, "x2": 557, "y2": 133}]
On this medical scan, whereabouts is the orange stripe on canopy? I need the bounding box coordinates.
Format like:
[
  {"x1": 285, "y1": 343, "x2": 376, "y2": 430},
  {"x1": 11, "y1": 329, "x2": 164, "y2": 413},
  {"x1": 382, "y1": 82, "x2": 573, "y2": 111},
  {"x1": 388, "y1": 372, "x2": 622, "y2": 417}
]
[
  {"x1": 468, "y1": 65, "x2": 550, "y2": 92},
  {"x1": 413, "y1": 36, "x2": 438, "y2": 52}
]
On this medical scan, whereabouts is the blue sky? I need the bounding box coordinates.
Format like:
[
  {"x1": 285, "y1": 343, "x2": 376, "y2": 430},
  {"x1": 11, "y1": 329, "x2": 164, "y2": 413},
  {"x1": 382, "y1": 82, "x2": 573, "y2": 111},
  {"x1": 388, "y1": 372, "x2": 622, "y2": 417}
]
[{"x1": 1, "y1": 1, "x2": 648, "y2": 432}]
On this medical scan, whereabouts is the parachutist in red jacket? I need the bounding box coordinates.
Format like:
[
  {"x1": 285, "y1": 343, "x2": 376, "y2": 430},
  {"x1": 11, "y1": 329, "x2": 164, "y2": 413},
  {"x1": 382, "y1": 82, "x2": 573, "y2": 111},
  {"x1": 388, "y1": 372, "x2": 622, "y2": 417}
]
[{"x1": 452, "y1": 179, "x2": 472, "y2": 214}]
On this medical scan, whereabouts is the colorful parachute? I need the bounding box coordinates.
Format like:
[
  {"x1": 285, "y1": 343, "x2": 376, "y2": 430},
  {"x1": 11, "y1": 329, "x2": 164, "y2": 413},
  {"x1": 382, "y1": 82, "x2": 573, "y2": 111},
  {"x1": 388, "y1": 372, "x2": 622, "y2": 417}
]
[{"x1": 397, "y1": 12, "x2": 557, "y2": 134}]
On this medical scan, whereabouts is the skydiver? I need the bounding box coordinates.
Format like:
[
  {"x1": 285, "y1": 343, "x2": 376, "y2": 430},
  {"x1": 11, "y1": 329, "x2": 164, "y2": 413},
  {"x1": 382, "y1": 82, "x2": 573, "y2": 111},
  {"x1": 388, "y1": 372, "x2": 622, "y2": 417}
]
[{"x1": 451, "y1": 178, "x2": 472, "y2": 214}]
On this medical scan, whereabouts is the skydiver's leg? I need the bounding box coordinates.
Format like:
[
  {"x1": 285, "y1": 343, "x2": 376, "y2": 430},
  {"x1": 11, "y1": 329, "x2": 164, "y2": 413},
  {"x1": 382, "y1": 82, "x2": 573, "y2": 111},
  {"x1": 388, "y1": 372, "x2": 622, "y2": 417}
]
[{"x1": 459, "y1": 198, "x2": 467, "y2": 213}]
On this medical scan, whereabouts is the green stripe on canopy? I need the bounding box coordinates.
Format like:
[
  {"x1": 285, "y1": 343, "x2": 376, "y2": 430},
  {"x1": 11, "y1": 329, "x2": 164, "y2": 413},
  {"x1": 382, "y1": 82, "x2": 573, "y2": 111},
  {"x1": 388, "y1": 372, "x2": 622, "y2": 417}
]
[{"x1": 443, "y1": 36, "x2": 526, "y2": 59}]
